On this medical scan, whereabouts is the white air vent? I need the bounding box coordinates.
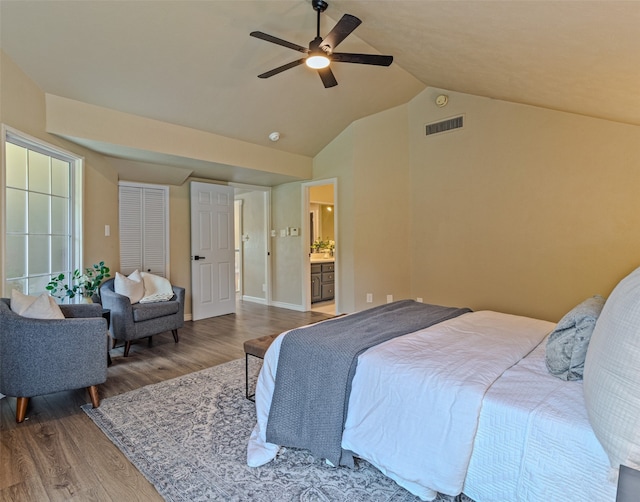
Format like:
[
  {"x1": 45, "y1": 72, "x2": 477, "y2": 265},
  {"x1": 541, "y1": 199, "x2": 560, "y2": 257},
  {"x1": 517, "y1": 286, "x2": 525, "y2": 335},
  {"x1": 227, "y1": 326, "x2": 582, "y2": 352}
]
[{"x1": 425, "y1": 115, "x2": 464, "y2": 136}]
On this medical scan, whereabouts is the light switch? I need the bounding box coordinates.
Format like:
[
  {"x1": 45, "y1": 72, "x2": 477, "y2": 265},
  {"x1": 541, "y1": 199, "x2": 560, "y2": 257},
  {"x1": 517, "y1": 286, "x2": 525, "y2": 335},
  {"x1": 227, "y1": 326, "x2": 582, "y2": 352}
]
[{"x1": 105, "y1": 224, "x2": 110, "y2": 237}]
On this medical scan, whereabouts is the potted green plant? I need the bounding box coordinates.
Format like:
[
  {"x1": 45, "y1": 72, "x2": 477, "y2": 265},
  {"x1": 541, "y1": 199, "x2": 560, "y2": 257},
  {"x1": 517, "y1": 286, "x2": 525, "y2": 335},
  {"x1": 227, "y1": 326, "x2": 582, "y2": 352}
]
[
  {"x1": 46, "y1": 261, "x2": 111, "y2": 302},
  {"x1": 311, "y1": 238, "x2": 336, "y2": 257},
  {"x1": 311, "y1": 238, "x2": 329, "y2": 253}
]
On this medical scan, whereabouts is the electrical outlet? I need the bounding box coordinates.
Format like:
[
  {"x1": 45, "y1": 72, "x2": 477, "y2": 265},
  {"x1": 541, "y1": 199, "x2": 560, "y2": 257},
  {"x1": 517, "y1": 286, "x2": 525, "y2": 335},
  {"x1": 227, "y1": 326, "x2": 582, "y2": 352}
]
[
  {"x1": 366, "y1": 293, "x2": 373, "y2": 303},
  {"x1": 386, "y1": 294, "x2": 393, "y2": 303},
  {"x1": 416, "y1": 297, "x2": 423, "y2": 303}
]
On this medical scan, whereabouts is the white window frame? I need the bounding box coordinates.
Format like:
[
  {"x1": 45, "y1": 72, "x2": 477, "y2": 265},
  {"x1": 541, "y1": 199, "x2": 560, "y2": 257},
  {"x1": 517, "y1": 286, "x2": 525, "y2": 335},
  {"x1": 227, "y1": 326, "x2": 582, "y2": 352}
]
[{"x1": 1, "y1": 124, "x2": 84, "y2": 296}]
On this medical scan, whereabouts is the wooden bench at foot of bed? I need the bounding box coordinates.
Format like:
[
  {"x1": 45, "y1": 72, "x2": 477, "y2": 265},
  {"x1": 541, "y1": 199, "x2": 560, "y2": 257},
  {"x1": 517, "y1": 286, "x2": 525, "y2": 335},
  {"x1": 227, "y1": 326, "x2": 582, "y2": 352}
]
[{"x1": 244, "y1": 333, "x2": 280, "y2": 401}]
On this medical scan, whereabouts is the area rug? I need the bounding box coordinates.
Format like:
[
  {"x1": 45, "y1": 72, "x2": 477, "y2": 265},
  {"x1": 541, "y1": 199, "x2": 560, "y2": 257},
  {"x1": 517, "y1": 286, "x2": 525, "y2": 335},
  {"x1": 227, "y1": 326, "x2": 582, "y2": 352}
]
[{"x1": 83, "y1": 359, "x2": 473, "y2": 502}]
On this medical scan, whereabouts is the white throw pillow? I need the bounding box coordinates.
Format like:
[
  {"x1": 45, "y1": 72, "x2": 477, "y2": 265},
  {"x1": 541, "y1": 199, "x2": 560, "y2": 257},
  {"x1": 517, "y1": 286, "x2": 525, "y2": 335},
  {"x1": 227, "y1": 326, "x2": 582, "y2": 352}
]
[
  {"x1": 10, "y1": 289, "x2": 38, "y2": 315},
  {"x1": 584, "y1": 266, "x2": 640, "y2": 470},
  {"x1": 114, "y1": 270, "x2": 144, "y2": 304},
  {"x1": 17, "y1": 293, "x2": 64, "y2": 320},
  {"x1": 139, "y1": 272, "x2": 174, "y2": 303}
]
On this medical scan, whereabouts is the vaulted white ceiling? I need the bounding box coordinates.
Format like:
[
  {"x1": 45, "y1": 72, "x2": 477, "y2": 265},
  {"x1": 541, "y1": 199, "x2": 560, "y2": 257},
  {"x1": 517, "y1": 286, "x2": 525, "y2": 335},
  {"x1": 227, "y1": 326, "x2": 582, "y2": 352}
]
[{"x1": 2, "y1": 0, "x2": 638, "y2": 185}]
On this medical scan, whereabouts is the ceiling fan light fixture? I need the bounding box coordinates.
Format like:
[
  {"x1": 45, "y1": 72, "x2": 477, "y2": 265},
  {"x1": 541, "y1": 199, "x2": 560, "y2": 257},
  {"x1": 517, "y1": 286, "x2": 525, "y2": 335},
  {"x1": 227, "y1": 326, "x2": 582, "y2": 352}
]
[
  {"x1": 306, "y1": 55, "x2": 330, "y2": 69},
  {"x1": 250, "y1": 0, "x2": 393, "y2": 88}
]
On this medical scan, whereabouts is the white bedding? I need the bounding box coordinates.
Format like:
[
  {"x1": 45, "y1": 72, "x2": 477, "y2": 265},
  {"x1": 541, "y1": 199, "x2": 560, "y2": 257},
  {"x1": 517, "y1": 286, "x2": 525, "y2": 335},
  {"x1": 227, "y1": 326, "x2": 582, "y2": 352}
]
[
  {"x1": 247, "y1": 310, "x2": 616, "y2": 501},
  {"x1": 464, "y1": 341, "x2": 617, "y2": 502},
  {"x1": 341, "y1": 311, "x2": 550, "y2": 499}
]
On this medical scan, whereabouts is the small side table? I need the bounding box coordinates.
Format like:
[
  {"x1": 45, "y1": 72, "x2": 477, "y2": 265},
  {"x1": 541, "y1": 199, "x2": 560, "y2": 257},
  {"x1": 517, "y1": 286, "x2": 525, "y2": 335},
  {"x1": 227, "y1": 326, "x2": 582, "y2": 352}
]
[{"x1": 102, "y1": 308, "x2": 112, "y2": 366}]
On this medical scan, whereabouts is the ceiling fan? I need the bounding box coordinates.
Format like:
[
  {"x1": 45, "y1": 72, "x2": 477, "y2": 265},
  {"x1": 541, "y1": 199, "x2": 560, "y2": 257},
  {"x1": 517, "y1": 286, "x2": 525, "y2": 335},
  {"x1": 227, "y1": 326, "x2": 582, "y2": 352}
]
[{"x1": 250, "y1": 0, "x2": 393, "y2": 88}]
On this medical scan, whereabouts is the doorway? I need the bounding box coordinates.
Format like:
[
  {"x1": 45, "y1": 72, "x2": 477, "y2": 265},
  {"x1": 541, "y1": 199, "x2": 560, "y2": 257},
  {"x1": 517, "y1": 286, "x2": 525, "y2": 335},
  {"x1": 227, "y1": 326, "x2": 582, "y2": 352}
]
[
  {"x1": 233, "y1": 184, "x2": 271, "y2": 306},
  {"x1": 303, "y1": 180, "x2": 338, "y2": 315}
]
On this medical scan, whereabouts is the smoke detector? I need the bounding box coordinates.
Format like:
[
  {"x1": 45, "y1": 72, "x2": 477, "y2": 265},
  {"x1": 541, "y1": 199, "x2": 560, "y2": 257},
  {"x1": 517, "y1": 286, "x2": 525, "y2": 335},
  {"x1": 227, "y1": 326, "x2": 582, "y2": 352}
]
[
  {"x1": 269, "y1": 131, "x2": 280, "y2": 142},
  {"x1": 435, "y1": 94, "x2": 449, "y2": 107}
]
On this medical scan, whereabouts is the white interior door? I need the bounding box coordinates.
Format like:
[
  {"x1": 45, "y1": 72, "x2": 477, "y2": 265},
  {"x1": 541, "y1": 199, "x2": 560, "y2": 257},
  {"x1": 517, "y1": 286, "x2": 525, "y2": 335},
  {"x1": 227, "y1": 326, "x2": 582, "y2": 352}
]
[{"x1": 190, "y1": 181, "x2": 235, "y2": 321}]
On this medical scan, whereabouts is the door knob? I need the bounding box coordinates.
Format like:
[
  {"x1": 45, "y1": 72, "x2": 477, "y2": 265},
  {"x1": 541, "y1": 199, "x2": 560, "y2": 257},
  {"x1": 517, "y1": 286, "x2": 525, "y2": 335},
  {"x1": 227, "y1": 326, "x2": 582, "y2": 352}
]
[{"x1": 193, "y1": 255, "x2": 206, "y2": 260}]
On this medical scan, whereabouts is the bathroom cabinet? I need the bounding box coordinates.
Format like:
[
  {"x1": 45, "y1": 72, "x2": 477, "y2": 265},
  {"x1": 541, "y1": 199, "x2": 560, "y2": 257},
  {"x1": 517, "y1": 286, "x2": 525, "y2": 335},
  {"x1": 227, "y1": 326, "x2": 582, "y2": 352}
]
[{"x1": 311, "y1": 261, "x2": 334, "y2": 303}]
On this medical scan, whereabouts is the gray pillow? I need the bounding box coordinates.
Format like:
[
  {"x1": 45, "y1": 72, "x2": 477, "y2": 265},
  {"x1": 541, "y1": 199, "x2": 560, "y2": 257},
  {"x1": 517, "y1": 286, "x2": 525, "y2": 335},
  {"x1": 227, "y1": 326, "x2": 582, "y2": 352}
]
[{"x1": 545, "y1": 295, "x2": 605, "y2": 381}]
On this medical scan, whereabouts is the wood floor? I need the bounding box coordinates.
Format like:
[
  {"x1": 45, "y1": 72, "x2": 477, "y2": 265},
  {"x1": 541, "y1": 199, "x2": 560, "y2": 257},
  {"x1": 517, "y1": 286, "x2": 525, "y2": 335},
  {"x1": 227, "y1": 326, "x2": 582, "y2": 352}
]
[{"x1": 0, "y1": 302, "x2": 331, "y2": 502}]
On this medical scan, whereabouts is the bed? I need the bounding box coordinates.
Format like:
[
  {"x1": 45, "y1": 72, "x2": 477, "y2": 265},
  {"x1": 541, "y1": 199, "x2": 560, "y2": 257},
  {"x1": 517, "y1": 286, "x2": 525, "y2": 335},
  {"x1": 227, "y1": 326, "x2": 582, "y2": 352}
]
[{"x1": 247, "y1": 268, "x2": 640, "y2": 501}]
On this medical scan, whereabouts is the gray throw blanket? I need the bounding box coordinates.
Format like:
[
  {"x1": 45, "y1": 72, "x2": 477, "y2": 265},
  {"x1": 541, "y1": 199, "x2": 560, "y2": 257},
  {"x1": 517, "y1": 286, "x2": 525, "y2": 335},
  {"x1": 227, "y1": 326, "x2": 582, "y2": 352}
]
[{"x1": 266, "y1": 300, "x2": 472, "y2": 467}]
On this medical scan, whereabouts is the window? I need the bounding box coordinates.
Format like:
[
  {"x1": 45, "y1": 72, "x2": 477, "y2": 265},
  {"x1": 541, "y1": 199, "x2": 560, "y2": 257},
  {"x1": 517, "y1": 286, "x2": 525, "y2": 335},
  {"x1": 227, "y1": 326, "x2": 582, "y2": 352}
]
[{"x1": 2, "y1": 126, "x2": 83, "y2": 296}]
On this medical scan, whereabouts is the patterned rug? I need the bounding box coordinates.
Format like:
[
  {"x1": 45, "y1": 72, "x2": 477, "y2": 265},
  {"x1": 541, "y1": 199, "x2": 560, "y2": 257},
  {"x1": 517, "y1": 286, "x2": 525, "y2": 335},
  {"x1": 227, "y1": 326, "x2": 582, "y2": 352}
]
[{"x1": 83, "y1": 359, "x2": 474, "y2": 502}]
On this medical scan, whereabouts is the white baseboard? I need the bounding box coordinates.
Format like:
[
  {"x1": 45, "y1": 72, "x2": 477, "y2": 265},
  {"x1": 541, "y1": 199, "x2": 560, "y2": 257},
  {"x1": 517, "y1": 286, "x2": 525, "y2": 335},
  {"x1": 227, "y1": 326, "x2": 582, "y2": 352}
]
[
  {"x1": 270, "y1": 300, "x2": 306, "y2": 312},
  {"x1": 242, "y1": 295, "x2": 268, "y2": 305},
  {"x1": 185, "y1": 299, "x2": 307, "y2": 320}
]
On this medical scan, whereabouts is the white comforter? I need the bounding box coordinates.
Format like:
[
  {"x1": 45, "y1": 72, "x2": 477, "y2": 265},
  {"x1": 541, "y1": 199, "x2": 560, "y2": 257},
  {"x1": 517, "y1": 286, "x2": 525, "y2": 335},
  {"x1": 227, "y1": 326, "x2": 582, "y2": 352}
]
[
  {"x1": 464, "y1": 340, "x2": 616, "y2": 502},
  {"x1": 248, "y1": 311, "x2": 551, "y2": 499},
  {"x1": 341, "y1": 311, "x2": 551, "y2": 499}
]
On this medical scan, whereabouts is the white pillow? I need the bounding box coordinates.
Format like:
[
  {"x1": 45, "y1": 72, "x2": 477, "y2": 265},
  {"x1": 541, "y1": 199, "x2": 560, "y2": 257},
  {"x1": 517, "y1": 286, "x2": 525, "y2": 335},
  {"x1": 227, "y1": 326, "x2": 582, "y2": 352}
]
[
  {"x1": 139, "y1": 272, "x2": 174, "y2": 303},
  {"x1": 11, "y1": 291, "x2": 64, "y2": 320},
  {"x1": 114, "y1": 270, "x2": 144, "y2": 304},
  {"x1": 584, "y1": 266, "x2": 640, "y2": 470},
  {"x1": 10, "y1": 289, "x2": 38, "y2": 315}
]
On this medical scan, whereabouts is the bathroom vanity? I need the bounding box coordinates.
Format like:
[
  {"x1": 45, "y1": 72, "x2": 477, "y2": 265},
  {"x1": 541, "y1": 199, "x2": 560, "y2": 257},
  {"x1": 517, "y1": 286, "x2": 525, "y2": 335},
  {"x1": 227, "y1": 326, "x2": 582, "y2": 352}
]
[{"x1": 311, "y1": 259, "x2": 334, "y2": 303}]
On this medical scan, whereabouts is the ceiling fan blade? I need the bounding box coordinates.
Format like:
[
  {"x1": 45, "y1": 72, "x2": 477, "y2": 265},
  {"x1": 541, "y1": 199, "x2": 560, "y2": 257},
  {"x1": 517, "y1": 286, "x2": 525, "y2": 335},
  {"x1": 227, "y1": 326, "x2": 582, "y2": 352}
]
[
  {"x1": 257, "y1": 59, "x2": 306, "y2": 79},
  {"x1": 331, "y1": 52, "x2": 393, "y2": 66},
  {"x1": 250, "y1": 31, "x2": 309, "y2": 54},
  {"x1": 320, "y1": 14, "x2": 361, "y2": 52},
  {"x1": 317, "y1": 67, "x2": 338, "y2": 88}
]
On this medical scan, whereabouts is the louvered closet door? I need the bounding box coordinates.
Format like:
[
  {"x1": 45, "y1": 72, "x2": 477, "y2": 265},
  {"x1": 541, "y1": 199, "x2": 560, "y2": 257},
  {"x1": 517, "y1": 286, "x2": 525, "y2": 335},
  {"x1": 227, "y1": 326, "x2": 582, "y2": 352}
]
[
  {"x1": 119, "y1": 184, "x2": 168, "y2": 277},
  {"x1": 141, "y1": 187, "x2": 167, "y2": 275}
]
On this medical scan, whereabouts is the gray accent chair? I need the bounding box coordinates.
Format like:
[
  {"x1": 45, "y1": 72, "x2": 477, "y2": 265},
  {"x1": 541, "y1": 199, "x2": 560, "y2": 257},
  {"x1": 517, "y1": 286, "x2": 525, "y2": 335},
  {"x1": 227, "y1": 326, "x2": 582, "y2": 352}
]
[
  {"x1": 0, "y1": 298, "x2": 108, "y2": 423},
  {"x1": 99, "y1": 278, "x2": 185, "y2": 357}
]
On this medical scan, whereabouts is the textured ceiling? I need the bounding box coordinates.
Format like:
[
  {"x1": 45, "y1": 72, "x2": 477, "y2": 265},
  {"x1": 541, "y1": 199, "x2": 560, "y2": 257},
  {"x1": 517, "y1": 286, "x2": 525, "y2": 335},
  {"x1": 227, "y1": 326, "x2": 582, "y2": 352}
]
[{"x1": 1, "y1": 0, "x2": 638, "y2": 184}]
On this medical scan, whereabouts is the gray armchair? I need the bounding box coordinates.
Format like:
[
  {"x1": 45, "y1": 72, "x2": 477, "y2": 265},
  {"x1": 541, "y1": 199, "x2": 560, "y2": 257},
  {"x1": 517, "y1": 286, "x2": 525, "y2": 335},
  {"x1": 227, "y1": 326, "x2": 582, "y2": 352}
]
[
  {"x1": 99, "y1": 278, "x2": 185, "y2": 357},
  {"x1": 0, "y1": 298, "x2": 108, "y2": 423}
]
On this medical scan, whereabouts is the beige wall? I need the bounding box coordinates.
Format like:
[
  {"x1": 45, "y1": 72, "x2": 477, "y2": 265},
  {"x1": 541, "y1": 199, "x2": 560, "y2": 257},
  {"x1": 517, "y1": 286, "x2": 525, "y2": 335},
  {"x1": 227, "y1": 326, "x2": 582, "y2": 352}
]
[
  {"x1": 351, "y1": 105, "x2": 412, "y2": 311},
  {"x1": 312, "y1": 104, "x2": 412, "y2": 313},
  {"x1": 1, "y1": 51, "x2": 194, "y2": 312},
  {"x1": 6, "y1": 46, "x2": 640, "y2": 323},
  {"x1": 310, "y1": 184, "x2": 334, "y2": 204},
  {"x1": 313, "y1": 86, "x2": 640, "y2": 321},
  {"x1": 45, "y1": 94, "x2": 312, "y2": 181},
  {"x1": 237, "y1": 190, "x2": 267, "y2": 301},
  {"x1": 168, "y1": 182, "x2": 192, "y2": 314},
  {"x1": 408, "y1": 88, "x2": 640, "y2": 321},
  {"x1": 310, "y1": 184, "x2": 335, "y2": 242},
  {"x1": 0, "y1": 51, "x2": 121, "y2": 284},
  {"x1": 320, "y1": 205, "x2": 334, "y2": 242},
  {"x1": 270, "y1": 182, "x2": 304, "y2": 307},
  {"x1": 313, "y1": 126, "x2": 356, "y2": 312}
]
